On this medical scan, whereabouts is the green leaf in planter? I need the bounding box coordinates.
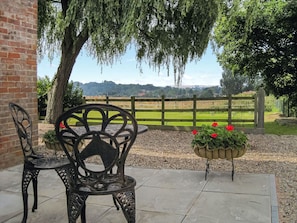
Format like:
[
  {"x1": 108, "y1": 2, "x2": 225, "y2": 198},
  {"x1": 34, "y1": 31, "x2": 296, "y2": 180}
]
[{"x1": 43, "y1": 130, "x2": 59, "y2": 143}]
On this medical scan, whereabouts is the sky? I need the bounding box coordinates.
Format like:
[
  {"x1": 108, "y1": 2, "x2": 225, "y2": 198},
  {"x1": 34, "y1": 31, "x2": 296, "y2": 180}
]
[{"x1": 37, "y1": 44, "x2": 223, "y2": 87}]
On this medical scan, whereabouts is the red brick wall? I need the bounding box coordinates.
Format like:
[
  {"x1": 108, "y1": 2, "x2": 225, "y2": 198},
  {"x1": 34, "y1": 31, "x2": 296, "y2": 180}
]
[{"x1": 0, "y1": 0, "x2": 38, "y2": 169}]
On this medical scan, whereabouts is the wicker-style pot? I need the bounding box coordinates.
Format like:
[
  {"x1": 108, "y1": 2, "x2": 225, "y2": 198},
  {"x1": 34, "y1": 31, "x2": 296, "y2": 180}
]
[
  {"x1": 193, "y1": 145, "x2": 247, "y2": 160},
  {"x1": 44, "y1": 140, "x2": 65, "y2": 151}
]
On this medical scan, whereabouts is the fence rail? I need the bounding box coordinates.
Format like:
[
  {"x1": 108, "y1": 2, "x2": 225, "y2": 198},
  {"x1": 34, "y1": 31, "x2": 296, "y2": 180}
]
[{"x1": 84, "y1": 88, "x2": 265, "y2": 133}]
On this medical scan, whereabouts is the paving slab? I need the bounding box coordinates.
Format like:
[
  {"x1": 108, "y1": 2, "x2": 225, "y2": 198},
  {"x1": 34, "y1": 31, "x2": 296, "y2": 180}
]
[
  {"x1": 187, "y1": 192, "x2": 271, "y2": 223},
  {"x1": 0, "y1": 165, "x2": 278, "y2": 223},
  {"x1": 0, "y1": 191, "x2": 23, "y2": 222},
  {"x1": 136, "y1": 186, "x2": 200, "y2": 215},
  {"x1": 204, "y1": 172, "x2": 271, "y2": 195},
  {"x1": 142, "y1": 168, "x2": 207, "y2": 190}
]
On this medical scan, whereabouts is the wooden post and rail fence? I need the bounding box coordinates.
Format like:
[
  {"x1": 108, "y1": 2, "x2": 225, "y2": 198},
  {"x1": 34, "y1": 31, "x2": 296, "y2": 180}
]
[{"x1": 83, "y1": 88, "x2": 265, "y2": 134}]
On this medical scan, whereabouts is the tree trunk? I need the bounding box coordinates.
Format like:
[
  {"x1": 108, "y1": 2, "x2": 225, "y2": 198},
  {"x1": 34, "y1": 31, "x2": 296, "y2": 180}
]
[
  {"x1": 44, "y1": 56, "x2": 73, "y2": 123},
  {"x1": 44, "y1": 26, "x2": 88, "y2": 123}
]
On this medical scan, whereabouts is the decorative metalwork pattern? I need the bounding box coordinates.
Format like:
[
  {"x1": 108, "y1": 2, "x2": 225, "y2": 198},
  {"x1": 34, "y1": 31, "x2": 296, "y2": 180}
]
[
  {"x1": 55, "y1": 165, "x2": 75, "y2": 191},
  {"x1": 67, "y1": 192, "x2": 88, "y2": 223},
  {"x1": 9, "y1": 102, "x2": 34, "y2": 158},
  {"x1": 9, "y1": 103, "x2": 71, "y2": 223},
  {"x1": 56, "y1": 104, "x2": 138, "y2": 223},
  {"x1": 22, "y1": 166, "x2": 40, "y2": 193},
  {"x1": 114, "y1": 190, "x2": 136, "y2": 223}
]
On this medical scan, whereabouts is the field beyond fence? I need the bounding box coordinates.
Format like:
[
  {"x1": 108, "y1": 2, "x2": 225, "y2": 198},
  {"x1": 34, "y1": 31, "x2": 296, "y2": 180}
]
[{"x1": 84, "y1": 89, "x2": 265, "y2": 133}]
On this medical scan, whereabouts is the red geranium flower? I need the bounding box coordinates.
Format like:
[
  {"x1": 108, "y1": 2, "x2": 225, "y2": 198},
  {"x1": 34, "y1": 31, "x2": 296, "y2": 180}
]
[
  {"x1": 210, "y1": 133, "x2": 218, "y2": 138},
  {"x1": 59, "y1": 122, "x2": 65, "y2": 129},
  {"x1": 192, "y1": 129, "x2": 198, "y2": 135},
  {"x1": 212, "y1": 122, "x2": 218, "y2": 127},
  {"x1": 225, "y1": 125, "x2": 234, "y2": 131},
  {"x1": 191, "y1": 123, "x2": 248, "y2": 150}
]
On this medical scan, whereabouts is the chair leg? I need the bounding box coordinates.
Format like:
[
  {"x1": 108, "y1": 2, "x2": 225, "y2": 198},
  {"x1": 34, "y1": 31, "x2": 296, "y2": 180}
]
[
  {"x1": 112, "y1": 196, "x2": 120, "y2": 210},
  {"x1": 21, "y1": 167, "x2": 39, "y2": 223},
  {"x1": 81, "y1": 204, "x2": 86, "y2": 223},
  {"x1": 55, "y1": 165, "x2": 80, "y2": 223},
  {"x1": 205, "y1": 159, "x2": 210, "y2": 180},
  {"x1": 32, "y1": 177, "x2": 38, "y2": 212},
  {"x1": 22, "y1": 169, "x2": 32, "y2": 223},
  {"x1": 67, "y1": 192, "x2": 88, "y2": 223},
  {"x1": 55, "y1": 165, "x2": 73, "y2": 191},
  {"x1": 21, "y1": 192, "x2": 28, "y2": 223},
  {"x1": 114, "y1": 189, "x2": 136, "y2": 223},
  {"x1": 231, "y1": 158, "x2": 235, "y2": 181}
]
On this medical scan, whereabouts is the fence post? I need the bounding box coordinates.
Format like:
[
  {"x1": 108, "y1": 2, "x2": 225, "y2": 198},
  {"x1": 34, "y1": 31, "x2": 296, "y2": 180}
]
[
  {"x1": 254, "y1": 94, "x2": 258, "y2": 127},
  {"x1": 257, "y1": 88, "x2": 265, "y2": 133},
  {"x1": 161, "y1": 95, "x2": 165, "y2": 126},
  {"x1": 106, "y1": 95, "x2": 109, "y2": 104},
  {"x1": 131, "y1": 96, "x2": 135, "y2": 117},
  {"x1": 287, "y1": 98, "x2": 290, "y2": 117},
  {"x1": 228, "y1": 95, "x2": 232, "y2": 125},
  {"x1": 282, "y1": 99, "x2": 288, "y2": 117},
  {"x1": 193, "y1": 95, "x2": 197, "y2": 127}
]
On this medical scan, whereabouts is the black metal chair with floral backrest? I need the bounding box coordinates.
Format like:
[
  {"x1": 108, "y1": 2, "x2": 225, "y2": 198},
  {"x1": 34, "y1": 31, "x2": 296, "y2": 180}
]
[
  {"x1": 8, "y1": 102, "x2": 71, "y2": 223},
  {"x1": 55, "y1": 103, "x2": 138, "y2": 223}
]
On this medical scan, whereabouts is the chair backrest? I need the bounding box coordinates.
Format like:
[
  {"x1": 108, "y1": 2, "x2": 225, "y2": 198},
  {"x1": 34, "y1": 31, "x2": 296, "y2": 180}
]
[
  {"x1": 9, "y1": 102, "x2": 34, "y2": 160},
  {"x1": 55, "y1": 104, "x2": 138, "y2": 186}
]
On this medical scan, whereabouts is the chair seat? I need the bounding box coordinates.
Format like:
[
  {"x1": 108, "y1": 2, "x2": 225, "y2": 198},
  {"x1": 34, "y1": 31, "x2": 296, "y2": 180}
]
[
  {"x1": 78, "y1": 175, "x2": 136, "y2": 195},
  {"x1": 30, "y1": 157, "x2": 70, "y2": 169}
]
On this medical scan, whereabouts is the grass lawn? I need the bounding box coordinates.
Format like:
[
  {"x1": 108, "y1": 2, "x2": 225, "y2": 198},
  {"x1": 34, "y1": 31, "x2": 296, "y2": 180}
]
[
  {"x1": 264, "y1": 121, "x2": 297, "y2": 135},
  {"x1": 262, "y1": 112, "x2": 297, "y2": 135}
]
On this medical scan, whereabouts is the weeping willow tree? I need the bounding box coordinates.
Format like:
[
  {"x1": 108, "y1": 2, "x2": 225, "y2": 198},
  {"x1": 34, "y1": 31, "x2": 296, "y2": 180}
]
[{"x1": 38, "y1": 0, "x2": 220, "y2": 123}]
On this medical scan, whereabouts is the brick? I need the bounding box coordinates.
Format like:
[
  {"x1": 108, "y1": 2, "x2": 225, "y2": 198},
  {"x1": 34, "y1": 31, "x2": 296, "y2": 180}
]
[
  {"x1": 0, "y1": 51, "x2": 8, "y2": 57},
  {"x1": 0, "y1": 88, "x2": 8, "y2": 93},
  {"x1": 0, "y1": 16, "x2": 8, "y2": 23},
  {"x1": 0, "y1": 0, "x2": 38, "y2": 169},
  {"x1": 26, "y1": 59, "x2": 36, "y2": 65},
  {"x1": 0, "y1": 27, "x2": 8, "y2": 34},
  {"x1": 7, "y1": 75, "x2": 20, "y2": 81},
  {"x1": 14, "y1": 92, "x2": 27, "y2": 98},
  {"x1": 1, "y1": 57, "x2": 13, "y2": 63},
  {"x1": 8, "y1": 41, "x2": 21, "y2": 48},
  {"x1": 8, "y1": 52, "x2": 20, "y2": 59},
  {"x1": 8, "y1": 87, "x2": 21, "y2": 93},
  {"x1": 7, "y1": 18, "x2": 20, "y2": 26}
]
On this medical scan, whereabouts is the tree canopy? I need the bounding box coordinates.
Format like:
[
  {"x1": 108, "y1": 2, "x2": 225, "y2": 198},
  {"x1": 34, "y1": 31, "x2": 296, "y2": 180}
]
[
  {"x1": 212, "y1": 0, "x2": 297, "y2": 98},
  {"x1": 38, "y1": 0, "x2": 220, "y2": 123},
  {"x1": 220, "y1": 68, "x2": 256, "y2": 95}
]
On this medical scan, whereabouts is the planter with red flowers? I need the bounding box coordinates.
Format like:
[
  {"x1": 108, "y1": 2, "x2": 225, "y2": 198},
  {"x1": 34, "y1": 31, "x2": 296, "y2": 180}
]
[
  {"x1": 43, "y1": 122, "x2": 82, "y2": 152},
  {"x1": 191, "y1": 122, "x2": 248, "y2": 180}
]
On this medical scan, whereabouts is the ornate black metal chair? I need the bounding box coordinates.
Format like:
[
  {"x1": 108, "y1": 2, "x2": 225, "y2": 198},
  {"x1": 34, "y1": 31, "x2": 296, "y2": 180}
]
[
  {"x1": 9, "y1": 102, "x2": 71, "y2": 223},
  {"x1": 55, "y1": 103, "x2": 138, "y2": 223}
]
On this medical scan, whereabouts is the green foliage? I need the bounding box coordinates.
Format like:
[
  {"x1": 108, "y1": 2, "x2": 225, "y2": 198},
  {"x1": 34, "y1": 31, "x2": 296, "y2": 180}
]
[
  {"x1": 63, "y1": 82, "x2": 84, "y2": 109},
  {"x1": 37, "y1": 76, "x2": 51, "y2": 113},
  {"x1": 38, "y1": 0, "x2": 220, "y2": 82},
  {"x1": 131, "y1": 0, "x2": 220, "y2": 83},
  {"x1": 213, "y1": 0, "x2": 297, "y2": 98},
  {"x1": 191, "y1": 123, "x2": 248, "y2": 150},
  {"x1": 285, "y1": 95, "x2": 297, "y2": 117},
  {"x1": 37, "y1": 76, "x2": 84, "y2": 111},
  {"x1": 264, "y1": 105, "x2": 272, "y2": 112},
  {"x1": 199, "y1": 88, "x2": 214, "y2": 98},
  {"x1": 42, "y1": 130, "x2": 58, "y2": 143},
  {"x1": 220, "y1": 68, "x2": 257, "y2": 95}
]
